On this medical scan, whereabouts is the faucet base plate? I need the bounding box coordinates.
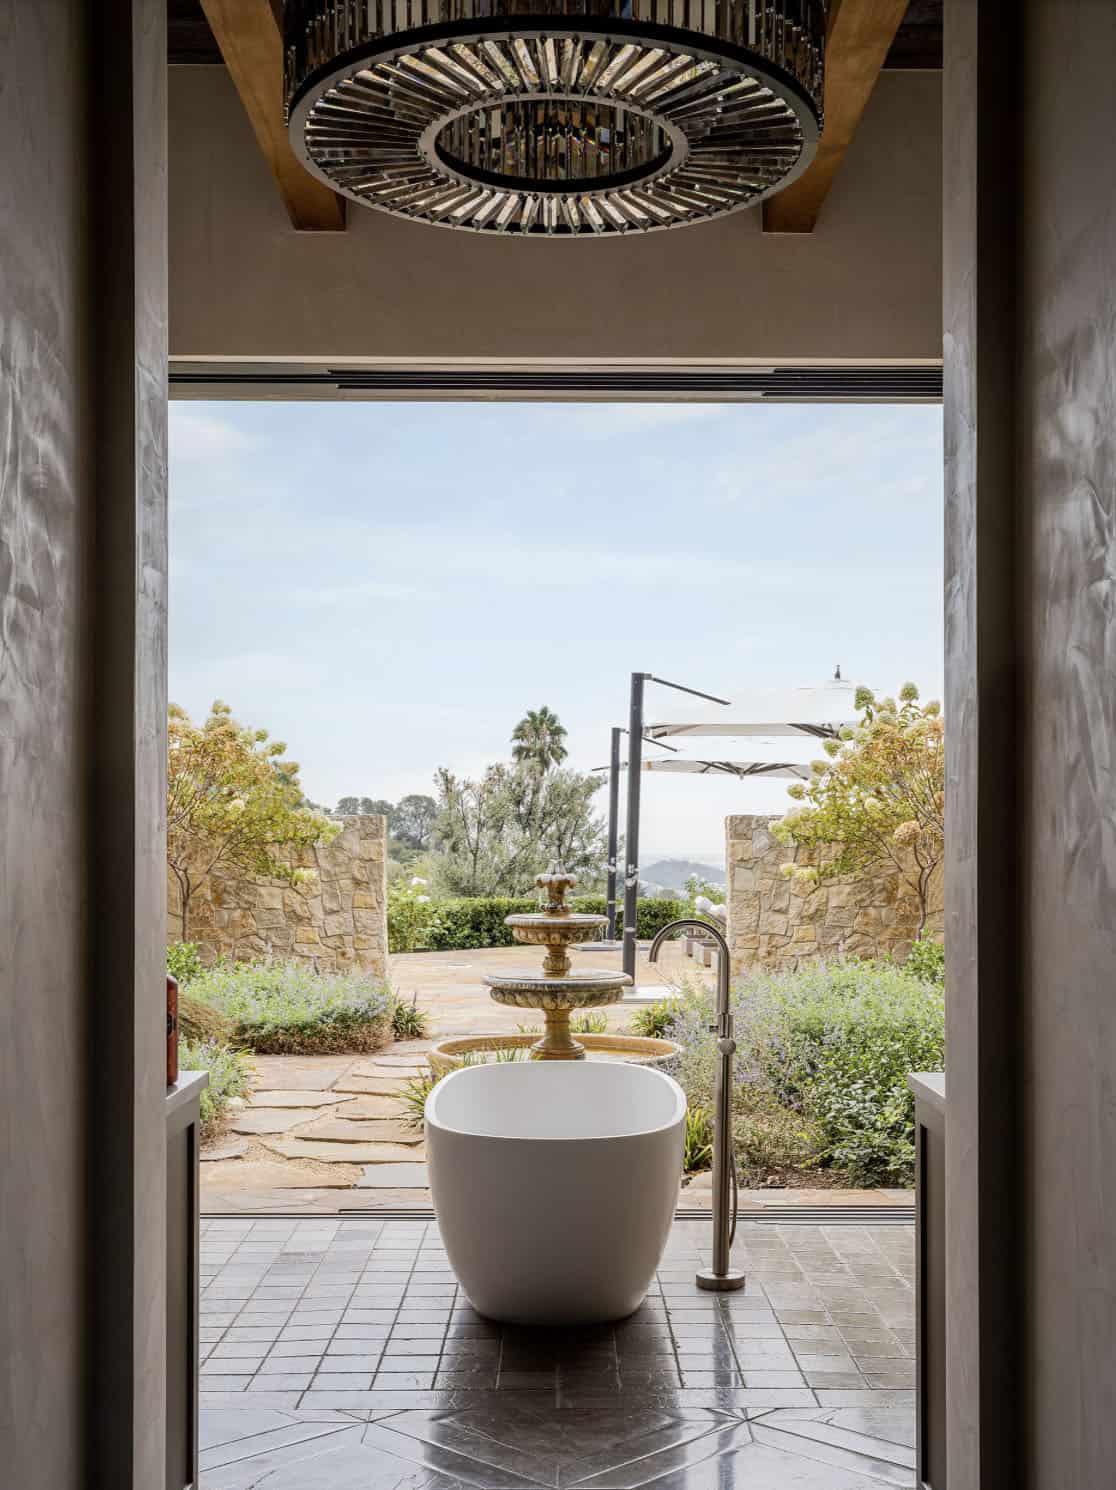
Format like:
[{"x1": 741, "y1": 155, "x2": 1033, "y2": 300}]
[{"x1": 695, "y1": 1268, "x2": 747, "y2": 1292}]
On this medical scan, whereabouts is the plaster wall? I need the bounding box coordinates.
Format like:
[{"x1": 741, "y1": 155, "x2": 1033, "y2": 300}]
[
  {"x1": 0, "y1": 3, "x2": 168, "y2": 1486},
  {"x1": 1016, "y1": 3, "x2": 1116, "y2": 1484},
  {"x1": 168, "y1": 65, "x2": 942, "y2": 365},
  {"x1": 944, "y1": 2, "x2": 1116, "y2": 1487},
  {"x1": 0, "y1": 8, "x2": 92, "y2": 1485}
]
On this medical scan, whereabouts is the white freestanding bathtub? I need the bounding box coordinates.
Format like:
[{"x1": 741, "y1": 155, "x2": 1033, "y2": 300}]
[{"x1": 425, "y1": 1061, "x2": 686, "y2": 1325}]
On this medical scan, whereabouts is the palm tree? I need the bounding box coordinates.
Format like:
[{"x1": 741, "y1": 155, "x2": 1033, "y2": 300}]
[{"x1": 511, "y1": 706, "x2": 569, "y2": 772}]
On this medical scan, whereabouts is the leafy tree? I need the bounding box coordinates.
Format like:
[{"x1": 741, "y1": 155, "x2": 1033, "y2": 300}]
[
  {"x1": 511, "y1": 706, "x2": 568, "y2": 772},
  {"x1": 335, "y1": 795, "x2": 394, "y2": 820},
  {"x1": 771, "y1": 683, "x2": 944, "y2": 934},
  {"x1": 393, "y1": 793, "x2": 439, "y2": 850},
  {"x1": 167, "y1": 700, "x2": 339, "y2": 939},
  {"x1": 434, "y1": 763, "x2": 605, "y2": 897}
]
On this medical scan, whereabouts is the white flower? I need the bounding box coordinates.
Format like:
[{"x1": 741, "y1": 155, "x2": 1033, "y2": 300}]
[
  {"x1": 416, "y1": 895, "x2": 431, "y2": 904},
  {"x1": 227, "y1": 798, "x2": 246, "y2": 815},
  {"x1": 410, "y1": 876, "x2": 428, "y2": 887}
]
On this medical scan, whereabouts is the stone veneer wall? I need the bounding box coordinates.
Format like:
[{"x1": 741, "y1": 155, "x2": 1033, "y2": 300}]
[
  {"x1": 167, "y1": 814, "x2": 388, "y2": 977},
  {"x1": 726, "y1": 813, "x2": 943, "y2": 976}
]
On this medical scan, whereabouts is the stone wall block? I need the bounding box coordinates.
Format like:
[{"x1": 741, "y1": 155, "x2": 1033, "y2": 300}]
[
  {"x1": 726, "y1": 812, "x2": 941, "y2": 976},
  {"x1": 166, "y1": 814, "x2": 388, "y2": 975}
]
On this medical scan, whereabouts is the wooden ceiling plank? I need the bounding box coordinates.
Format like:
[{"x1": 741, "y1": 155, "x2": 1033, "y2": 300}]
[
  {"x1": 198, "y1": 0, "x2": 346, "y2": 231},
  {"x1": 763, "y1": 0, "x2": 910, "y2": 235}
]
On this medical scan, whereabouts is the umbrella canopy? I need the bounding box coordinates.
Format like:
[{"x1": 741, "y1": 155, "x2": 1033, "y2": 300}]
[
  {"x1": 645, "y1": 678, "x2": 863, "y2": 741},
  {"x1": 628, "y1": 758, "x2": 810, "y2": 780}
]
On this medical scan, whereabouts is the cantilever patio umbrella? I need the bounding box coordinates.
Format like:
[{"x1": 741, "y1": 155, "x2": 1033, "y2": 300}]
[
  {"x1": 644, "y1": 677, "x2": 863, "y2": 742},
  {"x1": 636, "y1": 758, "x2": 811, "y2": 779},
  {"x1": 617, "y1": 675, "x2": 867, "y2": 972}
]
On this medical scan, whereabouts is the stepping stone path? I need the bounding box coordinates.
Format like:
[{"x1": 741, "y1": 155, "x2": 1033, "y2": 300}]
[
  {"x1": 201, "y1": 1046, "x2": 433, "y2": 1210},
  {"x1": 261, "y1": 1137, "x2": 423, "y2": 1165},
  {"x1": 296, "y1": 1117, "x2": 423, "y2": 1145},
  {"x1": 357, "y1": 1162, "x2": 429, "y2": 1188}
]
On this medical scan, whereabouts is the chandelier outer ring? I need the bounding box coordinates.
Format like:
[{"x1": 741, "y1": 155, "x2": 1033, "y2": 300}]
[{"x1": 287, "y1": 17, "x2": 823, "y2": 236}]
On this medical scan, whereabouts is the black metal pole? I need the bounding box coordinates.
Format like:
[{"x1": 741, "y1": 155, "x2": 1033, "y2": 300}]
[
  {"x1": 622, "y1": 673, "x2": 647, "y2": 977},
  {"x1": 606, "y1": 726, "x2": 621, "y2": 941}
]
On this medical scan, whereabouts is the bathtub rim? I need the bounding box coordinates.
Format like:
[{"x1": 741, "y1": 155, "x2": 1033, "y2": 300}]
[{"x1": 424, "y1": 1061, "x2": 687, "y2": 1144}]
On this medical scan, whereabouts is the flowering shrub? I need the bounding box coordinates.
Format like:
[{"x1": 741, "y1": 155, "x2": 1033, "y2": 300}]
[
  {"x1": 388, "y1": 876, "x2": 436, "y2": 952},
  {"x1": 178, "y1": 1037, "x2": 252, "y2": 1139},
  {"x1": 672, "y1": 959, "x2": 944, "y2": 1186},
  {"x1": 186, "y1": 960, "x2": 394, "y2": 1054},
  {"x1": 772, "y1": 683, "x2": 944, "y2": 934}
]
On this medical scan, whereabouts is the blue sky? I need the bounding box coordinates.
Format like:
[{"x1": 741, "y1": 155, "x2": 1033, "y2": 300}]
[{"x1": 169, "y1": 399, "x2": 943, "y2": 865}]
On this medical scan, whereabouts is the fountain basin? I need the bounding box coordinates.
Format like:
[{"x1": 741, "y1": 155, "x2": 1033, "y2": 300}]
[
  {"x1": 426, "y1": 1061, "x2": 685, "y2": 1324},
  {"x1": 427, "y1": 1031, "x2": 681, "y2": 1079}
]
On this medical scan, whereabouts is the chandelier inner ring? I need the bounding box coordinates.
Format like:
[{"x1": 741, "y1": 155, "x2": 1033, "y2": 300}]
[{"x1": 419, "y1": 90, "x2": 689, "y2": 198}]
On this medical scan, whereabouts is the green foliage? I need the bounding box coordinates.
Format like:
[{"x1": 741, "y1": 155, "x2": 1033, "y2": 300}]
[
  {"x1": 387, "y1": 875, "x2": 437, "y2": 952},
  {"x1": 683, "y1": 1107, "x2": 714, "y2": 1173},
  {"x1": 672, "y1": 959, "x2": 944, "y2": 1186},
  {"x1": 393, "y1": 794, "x2": 439, "y2": 850},
  {"x1": 186, "y1": 960, "x2": 394, "y2": 1055},
  {"x1": 570, "y1": 1011, "x2": 608, "y2": 1035},
  {"x1": 391, "y1": 992, "x2": 430, "y2": 1040},
  {"x1": 510, "y1": 706, "x2": 568, "y2": 771},
  {"x1": 400, "y1": 1070, "x2": 436, "y2": 1127},
  {"x1": 772, "y1": 683, "x2": 944, "y2": 933},
  {"x1": 178, "y1": 993, "x2": 234, "y2": 1045},
  {"x1": 422, "y1": 895, "x2": 688, "y2": 950},
  {"x1": 905, "y1": 935, "x2": 945, "y2": 987},
  {"x1": 178, "y1": 1037, "x2": 252, "y2": 1140},
  {"x1": 629, "y1": 997, "x2": 682, "y2": 1040},
  {"x1": 434, "y1": 761, "x2": 606, "y2": 897},
  {"x1": 336, "y1": 795, "x2": 394, "y2": 819},
  {"x1": 167, "y1": 940, "x2": 203, "y2": 986},
  {"x1": 167, "y1": 700, "x2": 338, "y2": 939}
]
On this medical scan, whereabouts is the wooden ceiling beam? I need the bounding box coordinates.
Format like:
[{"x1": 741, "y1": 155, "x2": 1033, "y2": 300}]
[
  {"x1": 763, "y1": 0, "x2": 910, "y2": 234},
  {"x1": 198, "y1": 0, "x2": 346, "y2": 232}
]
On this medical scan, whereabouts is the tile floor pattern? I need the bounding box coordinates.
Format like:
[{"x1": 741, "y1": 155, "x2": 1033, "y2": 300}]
[{"x1": 200, "y1": 1218, "x2": 917, "y2": 1488}]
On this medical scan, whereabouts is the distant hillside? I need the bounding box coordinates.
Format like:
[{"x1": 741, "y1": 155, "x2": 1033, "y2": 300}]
[{"x1": 640, "y1": 858, "x2": 725, "y2": 896}]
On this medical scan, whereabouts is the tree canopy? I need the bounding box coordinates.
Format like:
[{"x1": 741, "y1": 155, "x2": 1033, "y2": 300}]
[
  {"x1": 510, "y1": 706, "x2": 568, "y2": 772},
  {"x1": 167, "y1": 700, "x2": 338, "y2": 938},
  {"x1": 434, "y1": 762, "x2": 605, "y2": 897},
  {"x1": 771, "y1": 684, "x2": 945, "y2": 933}
]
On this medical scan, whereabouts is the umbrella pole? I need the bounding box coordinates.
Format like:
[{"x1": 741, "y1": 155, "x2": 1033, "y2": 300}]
[
  {"x1": 606, "y1": 726, "x2": 621, "y2": 941},
  {"x1": 622, "y1": 673, "x2": 646, "y2": 978}
]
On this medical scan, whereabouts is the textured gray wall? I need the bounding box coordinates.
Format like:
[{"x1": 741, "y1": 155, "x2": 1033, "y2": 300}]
[
  {"x1": 0, "y1": 3, "x2": 168, "y2": 1486},
  {"x1": 944, "y1": 3, "x2": 1116, "y2": 1488},
  {"x1": 0, "y1": 6, "x2": 92, "y2": 1485},
  {"x1": 1017, "y1": 2, "x2": 1116, "y2": 1484},
  {"x1": 167, "y1": 65, "x2": 942, "y2": 365}
]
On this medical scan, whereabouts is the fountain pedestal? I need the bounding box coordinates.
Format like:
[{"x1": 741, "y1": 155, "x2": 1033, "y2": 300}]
[{"x1": 483, "y1": 871, "x2": 632, "y2": 1060}]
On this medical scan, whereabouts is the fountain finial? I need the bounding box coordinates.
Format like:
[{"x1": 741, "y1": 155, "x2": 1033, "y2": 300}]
[{"x1": 535, "y1": 868, "x2": 577, "y2": 915}]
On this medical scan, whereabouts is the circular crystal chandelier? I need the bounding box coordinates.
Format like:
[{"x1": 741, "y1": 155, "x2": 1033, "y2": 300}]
[{"x1": 284, "y1": 1, "x2": 826, "y2": 236}]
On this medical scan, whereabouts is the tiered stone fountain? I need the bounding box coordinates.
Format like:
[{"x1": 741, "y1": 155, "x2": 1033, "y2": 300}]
[{"x1": 483, "y1": 870, "x2": 631, "y2": 1060}]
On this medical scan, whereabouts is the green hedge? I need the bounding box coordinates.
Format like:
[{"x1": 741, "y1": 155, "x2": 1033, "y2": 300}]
[{"x1": 420, "y1": 896, "x2": 689, "y2": 950}]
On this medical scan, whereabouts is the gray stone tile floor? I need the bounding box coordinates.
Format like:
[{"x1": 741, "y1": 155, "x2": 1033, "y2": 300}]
[{"x1": 199, "y1": 1217, "x2": 916, "y2": 1488}]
